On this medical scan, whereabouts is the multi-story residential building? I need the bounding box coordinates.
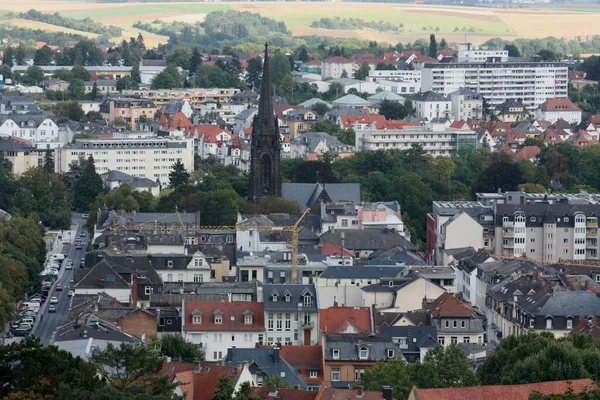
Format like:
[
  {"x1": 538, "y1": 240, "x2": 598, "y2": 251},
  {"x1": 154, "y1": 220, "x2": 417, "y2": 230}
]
[
  {"x1": 320, "y1": 201, "x2": 406, "y2": 237},
  {"x1": 237, "y1": 253, "x2": 329, "y2": 285},
  {"x1": 0, "y1": 137, "x2": 42, "y2": 174},
  {"x1": 535, "y1": 98, "x2": 582, "y2": 124},
  {"x1": 321, "y1": 57, "x2": 356, "y2": 79},
  {"x1": 323, "y1": 333, "x2": 404, "y2": 386},
  {"x1": 281, "y1": 109, "x2": 318, "y2": 139},
  {"x1": 12, "y1": 65, "x2": 132, "y2": 78},
  {"x1": 0, "y1": 113, "x2": 61, "y2": 149},
  {"x1": 449, "y1": 88, "x2": 483, "y2": 121},
  {"x1": 436, "y1": 213, "x2": 484, "y2": 266},
  {"x1": 0, "y1": 95, "x2": 41, "y2": 114},
  {"x1": 456, "y1": 43, "x2": 509, "y2": 63},
  {"x1": 361, "y1": 274, "x2": 447, "y2": 312},
  {"x1": 366, "y1": 69, "x2": 421, "y2": 95},
  {"x1": 100, "y1": 170, "x2": 161, "y2": 196},
  {"x1": 379, "y1": 325, "x2": 438, "y2": 362},
  {"x1": 262, "y1": 284, "x2": 320, "y2": 346},
  {"x1": 494, "y1": 204, "x2": 600, "y2": 262},
  {"x1": 197, "y1": 125, "x2": 235, "y2": 159},
  {"x1": 122, "y1": 88, "x2": 240, "y2": 108},
  {"x1": 493, "y1": 99, "x2": 531, "y2": 123},
  {"x1": 182, "y1": 301, "x2": 265, "y2": 361},
  {"x1": 420, "y1": 61, "x2": 568, "y2": 110},
  {"x1": 84, "y1": 80, "x2": 118, "y2": 94},
  {"x1": 99, "y1": 97, "x2": 158, "y2": 130},
  {"x1": 290, "y1": 131, "x2": 355, "y2": 161},
  {"x1": 280, "y1": 345, "x2": 324, "y2": 391},
  {"x1": 55, "y1": 135, "x2": 194, "y2": 186},
  {"x1": 426, "y1": 201, "x2": 495, "y2": 264},
  {"x1": 413, "y1": 91, "x2": 453, "y2": 121},
  {"x1": 428, "y1": 292, "x2": 485, "y2": 346},
  {"x1": 355, "y1": 123, "x2": 477, "y2": 157}
]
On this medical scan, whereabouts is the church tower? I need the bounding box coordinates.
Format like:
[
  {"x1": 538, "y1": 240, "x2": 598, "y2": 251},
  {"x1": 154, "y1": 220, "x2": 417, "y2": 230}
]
[{"x1": 248, "y1": 43, "x2": 282, "y2": 203}]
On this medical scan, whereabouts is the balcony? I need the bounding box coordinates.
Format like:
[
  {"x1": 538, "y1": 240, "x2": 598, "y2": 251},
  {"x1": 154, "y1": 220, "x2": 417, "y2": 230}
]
[
  {"x1": 302, "y1": 321, "x2": 314, "y2": 329},
  {"x1": 587, "y1": 228, "x2": 598, "y2": 236},
  {"x1": 587, "y1": 221, "x2": 598, "y2": 228},
  {"x1": 503, "y1": 242, "x2": 514, "y2": 249},
  {"x1": 503, "y1": 221, "x2": 514, "y2": 228}
]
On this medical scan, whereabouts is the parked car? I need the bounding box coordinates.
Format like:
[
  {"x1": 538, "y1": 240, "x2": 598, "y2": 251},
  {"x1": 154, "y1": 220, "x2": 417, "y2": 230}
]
[
  {"x1": 65, "y1": 264, "x2": 72, "y2": 270},
  {"x1": 82, "y1": 213, "x2": 89, "y2": 219},
  {"x1": 68, "y1": 289, "x2": 74, "y2": 297},
  {"x1": 18, "y1": 323, "x2": 32, "y2": 331},
  {"x1": 80, "y1": 232, "x2": 86, "y2": 237},
  {"x1": 56, "y1": 284, "x2": 64, "y2": 291},
  {"x1": 49, "y1": 297, "x2": 58, "y2": 304},
  {"x1": 48, "y1": 305, "x2": 56, "y2": 313},
  {"x1": 13, "y1": 327, "x2": 30, "y2": 337}
]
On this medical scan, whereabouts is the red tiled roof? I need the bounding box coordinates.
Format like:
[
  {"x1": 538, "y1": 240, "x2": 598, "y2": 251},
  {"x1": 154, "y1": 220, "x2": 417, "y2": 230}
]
[
  {"x1": 410, "y1": 379, "x2": 596, "y2": 400},
  {"x1": 429, "y1": 292, "x2": 480, "y2": 319},
  {"x1": 324, "y1": 56, "x2": 353, "y2": 63},
  {"x1": 320, "y1": 306, "x2": 371, "y2": 334},
  {"x1": 571, "y1": 317, "x2": 600, "y2": 340},
  {"x1": 515, "y1": 146, "x2": 541, "y2": 161},
  {"x1": 192, "y1": 365, "x2": 239, "y2": 400},
  {"x1": 303, "y1": 60, "x2": 322, "y2": 66},
  {"x1": 449, "y1": 120, "x2": 470, "y2": 130},
  {"x1": 321, "y1": 244, "x2": 354, "y2": 258},
  {"x1": 318, "y1": 388, "x2": 385, "y2": 400},
  {"x1": 542, "y1": 128, "x2": 565, "y2": 144},
  {"x1": 176, "y1": 371, "x2": 195, "y2": 400},
  {"x1": 589, "y1": 114, "x2": 600, "y2": 125},
  {"x1": 340, "y1": 115, "x2": 385, "y2": 129},
  {"x1": 537, "y1": 98, "x2": 581, "y2": 112},
  {"x1": 483, "y1": 121, "x2": 511, "y2": 137},
  {"x1": 567, "y1": 131, "x2": 591, "y2": 146},
  {"x1": 280, "y1": 345, "x2": 324, "y2": 385},
  {"x1": 371, "y1": 120, "x2": 419, "y2": 130},
  {"x1": 552, "y1": 118, "x2": 571, "y2": 130},
  {"x1": 274, "y1": 105, "x2": 302, "y2": 120},
  {"x1": 169, "y1": 111, "x2": 193, "y2": 131},
  {"x1": 196, "y1": 125, "x2": 233, "y2": 143},
  {"x1": 159, "y1": 361, "x2": 194, "y2": 380},
  {"x1": 570, "y1": 70, "x2": 586, "y2": 80},
  {"x1": 183, "y1": 301, "x2": 265, "y2": 332},
  {"x1": 251, "y1": 387, "x2": 318, "y2": 400}
]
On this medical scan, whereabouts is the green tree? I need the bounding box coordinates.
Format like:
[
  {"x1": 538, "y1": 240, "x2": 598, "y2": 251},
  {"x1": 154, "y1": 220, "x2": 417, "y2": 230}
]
[
  {"x1": 538, "y1": 49, "x2": 559, "y2": 61},
  {"x1": 354, "y1": 62, "x2": 371, "y2": 80},
  {"x1": 211, "y1": 375, "x2": 235, "y2": 400},
  {"x1": 89, "y1": 81, "x2": 99, "y2": 99},
  {"x1": 160, "y1": 334, "x2": 205, "y2": 363},
  {"x1": 152, "y1": 65, "x2": 182, "y2": 89},
  {"x1": 22, "y1": 65, "x2": 45, "y2": 86},
  {"x1": 440, "y1": 38, "x2": 448, "y2": 50},
  {"x1": 360, "y1": 359, "x2": 415, "y2": 400},
  {"x1": 43, "y1": 151, "x2": 54, "y2": 174},
  {"x1": 413, "y1": 345, "x2": 479, "y2": 389},
  {"x1": 429, "y1": 34, "x2": 438, "y2": 58},
  {"x1": 270, "y1": 50, "x2": 292, "y2": 89},
  {"x1": 116, "y1": 76, "x2": 139, "y2": 91},
  {"x1": 189, "y1": 47, "x2": 203, "y2": 75},
  {"x1": 518, "y1": 183, "x2": 546, "y2": 193},
  {"x1": 71, "y1": 155, "x2": 103, "y2": 211},
  {"x1": 236, "y1": 381, "x2": 260, "y2": 400},
  {"x1": 15, "y1": 44, "x2": 25, "y2": 65},
  {"x1": 168, "y1": 160, "x2": 190, "y2": 188},
  {"x1": 264, "y1": 375, "x2": 292, "y2": 389},
  {"x1": 53, "y1": 100, "x2": 85, "y2": 122},
  {"x1": 3, "y1": 46, "x2": 14, "y2": 67},
  {"x1": 167, "y1": 48, "x2": 191, "y2": 70},
  {"x1": 379, "y1": 99, "x2": 408, "y2": 120},
  {"x1": 68, "y1": 78, "x2": 86, "y2": 100},
  {"x1": 245, "y1": 56, "x2": 262, "y2": 89},
  {"x1": 504, "y1": 43, "x2": 521, "y2": 57},
  {"x1": 311, "y1": 102, "x2": 330, "y2": 117},
  {"x1": 71, "y1": 64, "x2": 91, "y2": 81},
  {"x1": 33, "y1": 45, "x2": 54, "y2": 66},
  {"x1": 473, "y1": 152, "x2": 524, "y2": 193},
  {"x1": 341, "y1": 69, "x2": 349, "y2": 78}
]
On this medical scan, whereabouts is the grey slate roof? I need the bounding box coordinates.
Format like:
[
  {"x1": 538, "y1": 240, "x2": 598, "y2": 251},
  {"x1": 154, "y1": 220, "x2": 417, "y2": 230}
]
[
  {"x1": 282, "y1": 183, "x2": 361, "y2": 211},
  {"x1": 368, "y1": 246, "x2": 425, "y2": 266},
  {"x1": 379, "y1": 325, "x2": 438, "y2": 353},
  {"x1": 223, "y1": 348, "x2": 307, "y2": 389},
  {"x1": 332, "y1": 94, "x2": 371, "y2": 107},
  {"x1": 324, "y1": 333, "x2": 405, "y2": 361},
  {"x1": 538, "y1": 291, "x2": 600, "y2": 317},
  {"x1": 55, "y1": 314, "x2": 141, "y2": 343},
  {"x1": 261, "y1": 284, "x2": 318, "y2": 312},
  {"x1": 319, "y1": 265, "x2": 403, "y2": 279},
  {"x1": 367, "y1": 91, "x2": 405, "y2": 102},
  {"x1": 413, "y1": 91, "x2": 449, "y2": 102},
  {"x1": 101, "y1": 170, "x2": 160, "y2": 188},
  {"x1": 299, "y1": 98, "x2": 331, "y2": 108},
  {"x1": 290, "y1": 131, "x2": 352, "y2": 153},
  {"x1": 0, "y1": 137, "x2": 34, "y2": 152},
  {"x1": 0, "y1": 112, "x2": 53, "y2": 127}
]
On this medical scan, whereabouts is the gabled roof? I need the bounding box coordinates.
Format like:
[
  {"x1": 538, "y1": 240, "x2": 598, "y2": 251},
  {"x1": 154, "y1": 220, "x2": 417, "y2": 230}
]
[
  {"x1": 190, "y1": 365, "x2": 240, "y2": 400},
  {"x1": 379, "y1": 325, "x2": 438, "y2": 352},
  {"x1": 332, "y1": 94, "x2": 371, "y2": 107},
  {"x1": 339, "y1": 115, "x2": 385, "y2": 128},
  {"x1": 282, "y1": 183, "x2": 361, "y2": 211},
  {"x1": 279, "y1": 345, "x2": 324, "y2": 385},
  {"x1": 515, "y1": 145, "x2": 541, "y2": 161},
  {"x1": 410, "y1": 379, "x2": 596, "y2": 400},
  {"x1": 413, "y1": 91, "x2": 449, "y2": 102},
  {"x1": 319, "y1": 228, "x2": 415, "y2": 252},
  {"x1": 73, "y1": 259, "x2": 131, "y2": 289},
  {"x1": 0, "y1": 137, "x2": 35, "y2": 152},
  {"x1": 537, "y1": 98, "x2": 581, "y2": 112},
  {"x1": 183, "y1": 301, "x2": 264, "y2": 332},
  {"x1": 367, "y1": 91, "x2": 405, "y2": 102},
  {"x1": 537, "y1": 290, "x2": 600, "y2": 317},
  {"x1": 320, "y1": 306, "x2": 372, "y2": 334},
  {"x1": 318, "y1": 388, "x2": 386, "y2": 400},
  {"x1": 262, "y1": 284, "x2": 318, "y2": 311},
  {"x1": 429, "y1": 292, "x2": 480, "y2": 319}
]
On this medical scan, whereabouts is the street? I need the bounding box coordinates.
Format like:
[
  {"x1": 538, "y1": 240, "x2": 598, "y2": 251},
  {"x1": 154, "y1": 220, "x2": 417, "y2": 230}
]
[{"x1": 32, "y1": 213, "x2": 87, "y2": 345}]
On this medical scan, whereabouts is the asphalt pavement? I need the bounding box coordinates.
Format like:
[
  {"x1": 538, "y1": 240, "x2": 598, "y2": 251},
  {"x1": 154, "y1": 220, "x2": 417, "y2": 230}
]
[{"x1": 33, "y1": 214, "x2": 87, "y2": 345}]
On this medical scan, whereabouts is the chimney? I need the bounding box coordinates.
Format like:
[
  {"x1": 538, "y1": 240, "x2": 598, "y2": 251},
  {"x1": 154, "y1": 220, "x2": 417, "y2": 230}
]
[
  {"x1": 295, "y1": 385, "x2": 301, "y2": 390},
  {"x1": 193, "y1": 359, "x2": 201, "y2": 373},
  {"x1": 592, "y1": 316, "x2": 598, "y2": 326},
  {"x1": 382, "y1": 386, "x2": 393, "y2": 400},
  {"x1": 273, "y1": 348, "x2": 280, "y2": 363},
  {"x1": 357, "y1": 386, "x2": 364, "y2": 397}
]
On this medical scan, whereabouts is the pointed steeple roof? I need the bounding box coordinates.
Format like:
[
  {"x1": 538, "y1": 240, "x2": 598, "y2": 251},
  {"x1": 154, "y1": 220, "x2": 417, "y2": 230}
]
[{"x1": 255, "y1": 43, "x2": 277, "y2": 135}]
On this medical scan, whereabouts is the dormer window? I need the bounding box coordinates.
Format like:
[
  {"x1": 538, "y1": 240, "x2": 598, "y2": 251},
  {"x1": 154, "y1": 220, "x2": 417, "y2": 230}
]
[
  {"x1": 193, "y1": 315, "x2": 202, "y2": 324},
  {"x1": 285, "y1": 294, "x2": 290, "y2": 302},
  {"x1": 167, "y1": 259, "x2": 173, "y2": 268},
  {"x1": 303, "y1": 294, "x2": 312, "y2": 307},
  {"x1": 387, "y1": 349, "x2": 394, "y2": 358},
  {"x1": 359, "y1": 347, "x2": 368, "y2": 360},
  {"x1": 272, "y1": 294, "x2": 278, "y2": 302},
  {"x1": 245, "y1": 315, "x2": 253, "y2": 324},
  {"x1": 309, "y1": 370, "x2": 318, "y2": 378},
  {"x1": 545, "y1": 317, "x2": 553, "y2": 330},
  {"x1": 332, "y1": 349, "x2": 340, "y2": 359},
  {"x1": 215, "y1": 316, "x2": 222, "y2": 324}
]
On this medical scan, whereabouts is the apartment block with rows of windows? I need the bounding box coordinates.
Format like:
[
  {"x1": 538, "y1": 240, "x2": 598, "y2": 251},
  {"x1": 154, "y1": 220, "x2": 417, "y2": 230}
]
[
  {"x1": 420, "y1": 61, "x2": 568, "y2": 110},
  {"x1": 54, "y1": 135, "x2": 194, "y2": 186},
  {"x1": 262, "y1": 284, "x2": 319, "y2": 346},
  {"x1": 494, "y1": 204, "x2": 600, "y2": 262}
]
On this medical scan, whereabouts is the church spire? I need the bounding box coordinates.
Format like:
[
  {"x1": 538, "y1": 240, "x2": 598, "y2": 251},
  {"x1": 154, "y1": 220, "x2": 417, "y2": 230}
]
[{"x1": 255, "y1": 43, "x2": 276, "y2": 134}]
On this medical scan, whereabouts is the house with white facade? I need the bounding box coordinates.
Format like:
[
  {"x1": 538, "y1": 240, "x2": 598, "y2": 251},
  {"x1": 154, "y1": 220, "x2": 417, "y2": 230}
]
[
  {"x1": 413, "y1": 91, "x2": 453, "y2": 121},
  {"x1": 361, "y1": 274, "x2": 447, "y2": 312},
  {"x1": 100, "y1": 170, "x2": 161, "y2": 196},
  {"x1": 436, "y1": 213, "x2": 484, "y2": 266},
  {"x1": 535, "y1": 98, "x2": 582, "y2": 124},
  {"x1": 321, "y1": 57, "x2": 355, "y2": 79},
  {"x1": 457, "y1": 43, "x2": 509, "y2": 63},
  {"x1": 182, "y1": 301, "x2": 265, "y2": 361},
  {"x1": 0, "y1": 113, "x2": 61, "y2": 149},
  {"x1": 262, "y1": 284, "x2": 320, "y2": 346},
  {"x1": 54, "y1": 135, "x2": 195, "y2": 186},
  {"x1": 197, "y1": 125, "x2": 235, "y2": 159},
  {"x1": 320, "y1": 201, "x2": 407, "y2": 238},
  {"x1": 366, "y1": 69, "x2": 421, "y2": 95},
  {"x1": 450, "y1": 88, "x2": 483, "y2": 121}
]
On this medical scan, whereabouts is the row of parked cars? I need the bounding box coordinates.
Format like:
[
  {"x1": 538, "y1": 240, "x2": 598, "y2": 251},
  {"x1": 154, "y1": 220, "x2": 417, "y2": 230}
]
[{"x1": 9, "y1": 293, "x2": 44, "y2": 337}]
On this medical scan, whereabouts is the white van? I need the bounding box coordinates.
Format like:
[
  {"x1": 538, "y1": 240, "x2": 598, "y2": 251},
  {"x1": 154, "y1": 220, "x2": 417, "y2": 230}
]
[
  {"x1": 51, "y1": 254, "x2": 65, "y2": 261},
  {"x1": 20, "y1": 302, "x2": 41, "y2": 310}
]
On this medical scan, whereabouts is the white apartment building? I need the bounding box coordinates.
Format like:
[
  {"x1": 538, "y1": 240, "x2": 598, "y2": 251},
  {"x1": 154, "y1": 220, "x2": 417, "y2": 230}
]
[
  {"x1": 366, "y1": 69, "x2": 422, "y2": 95},
  {"x1": 121, "y1": 87, "x2": 240, "y2": 107},
  {"x1": 321, "y1": 57, "x2": 356, "y2": 79},
  {"x1": 54, "y1": 135, "x2": 194, "y2": 186},
  {"x1": 449, "y1": 88, "x2": 483, "y2": 121},
  {"x1": 413, "y1": 91, "x2": 453, "y2": 121},
  {"x1": 420, "y1": 61, "x2": 569, "y2": 110},
  {"x1": 494, "y1": 204, "x2": 600, "y2": 262},
  {"x1": 0, "y1": 114, "x2": 62, "y2": 149},
  {"x1": 355, "y1": 123, "x2": 477, "y2": 157},
  {"x1": 457, "y1": 43, "x2": 509, "y2": 63}
]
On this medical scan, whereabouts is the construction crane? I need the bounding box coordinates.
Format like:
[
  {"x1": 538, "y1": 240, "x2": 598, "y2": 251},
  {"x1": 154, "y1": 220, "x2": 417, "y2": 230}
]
[{"x1": 109, "y1": 208, "x2": 312, "y2": 284}]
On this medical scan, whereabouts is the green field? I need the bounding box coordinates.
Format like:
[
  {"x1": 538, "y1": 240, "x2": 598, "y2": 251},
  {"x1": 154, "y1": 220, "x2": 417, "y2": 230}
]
[{"x1": 61, "y1": 3, "x2": 230, "y2": 19}]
